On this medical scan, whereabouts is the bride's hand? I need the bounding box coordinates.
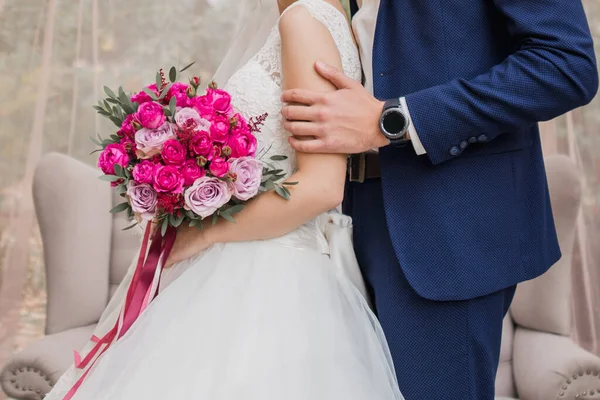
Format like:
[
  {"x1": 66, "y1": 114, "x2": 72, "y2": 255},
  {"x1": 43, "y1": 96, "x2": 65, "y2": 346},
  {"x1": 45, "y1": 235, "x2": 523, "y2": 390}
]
[{"x1": 164, "y1": 224, "x2": 214, "y2": 269}]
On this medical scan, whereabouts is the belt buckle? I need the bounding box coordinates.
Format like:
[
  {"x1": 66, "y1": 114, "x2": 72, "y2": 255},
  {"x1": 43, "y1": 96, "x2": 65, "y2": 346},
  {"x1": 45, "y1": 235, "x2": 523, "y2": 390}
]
[{"x1": 349, "y1": 153, "x2": 366, "y2": 183}]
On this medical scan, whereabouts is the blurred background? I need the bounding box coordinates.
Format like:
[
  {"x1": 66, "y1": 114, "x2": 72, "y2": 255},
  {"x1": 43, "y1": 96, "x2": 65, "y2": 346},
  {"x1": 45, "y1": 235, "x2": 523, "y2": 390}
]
[{"x1": 0, "y1": 0, "x2": 599, "y2": 398}]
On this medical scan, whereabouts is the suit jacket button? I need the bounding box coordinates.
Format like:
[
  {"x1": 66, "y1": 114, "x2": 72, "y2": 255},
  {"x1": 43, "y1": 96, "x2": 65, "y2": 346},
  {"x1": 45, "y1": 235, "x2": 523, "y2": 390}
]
[
  {"x1": 478, "y1": 134, "x2": 488, "y2": 142},
  {"x1": 460, "y1": 141, "x2": 468, "y2": 150},
  {"x1": 449, "y1": 146, "x2": 460, "y2": 156},
  {"x1": 468, "y1": 136, "x2": 478, "y2": 144}
]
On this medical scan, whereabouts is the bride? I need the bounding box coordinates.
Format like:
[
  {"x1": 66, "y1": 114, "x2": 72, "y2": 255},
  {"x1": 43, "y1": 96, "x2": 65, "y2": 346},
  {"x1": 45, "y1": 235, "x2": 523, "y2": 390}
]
[{"x1": 45, "y1": 0, "x2": 404, "y2": 398}]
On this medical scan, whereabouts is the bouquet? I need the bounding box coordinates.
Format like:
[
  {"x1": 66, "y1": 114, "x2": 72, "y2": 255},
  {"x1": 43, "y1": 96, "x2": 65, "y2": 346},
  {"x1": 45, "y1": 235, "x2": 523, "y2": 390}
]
[
  {"x1": 63, "y1": 64, "x2": 295, "y2": 400},
  {"x1": 92, "y1": 63, "x2": 293, "y2": 237}
]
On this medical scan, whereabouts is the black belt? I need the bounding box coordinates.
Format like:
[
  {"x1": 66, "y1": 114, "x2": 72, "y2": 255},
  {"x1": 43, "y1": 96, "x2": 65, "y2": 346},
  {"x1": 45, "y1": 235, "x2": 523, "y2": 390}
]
[{"x1": 348, "y1": 153, "x2": 381, "y2": 183}]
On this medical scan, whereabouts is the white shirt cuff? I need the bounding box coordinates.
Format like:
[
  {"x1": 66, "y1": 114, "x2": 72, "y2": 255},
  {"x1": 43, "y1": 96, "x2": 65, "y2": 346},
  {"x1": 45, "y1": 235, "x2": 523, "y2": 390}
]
[{"x1": 400, "y1": 97, "x2": 426, "y2": 155}]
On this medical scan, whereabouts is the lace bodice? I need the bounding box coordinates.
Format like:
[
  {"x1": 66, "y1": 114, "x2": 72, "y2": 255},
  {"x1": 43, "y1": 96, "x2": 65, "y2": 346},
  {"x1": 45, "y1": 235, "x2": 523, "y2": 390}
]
[{"x1": 224, "y1": 0, "x2": 362, "y2": 177}]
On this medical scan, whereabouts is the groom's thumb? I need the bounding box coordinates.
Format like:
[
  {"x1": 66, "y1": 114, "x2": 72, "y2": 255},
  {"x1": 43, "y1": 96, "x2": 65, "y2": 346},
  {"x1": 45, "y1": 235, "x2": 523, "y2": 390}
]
[{"x1": 315, "y1": 61, "x2": 356, "y2": 89}]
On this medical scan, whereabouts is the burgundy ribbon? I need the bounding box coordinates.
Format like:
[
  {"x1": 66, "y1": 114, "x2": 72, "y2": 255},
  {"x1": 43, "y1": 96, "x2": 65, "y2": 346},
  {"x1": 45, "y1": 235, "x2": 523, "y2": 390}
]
[{"x1": 62, "y1": 223, "x2": 177, "y2": 400}]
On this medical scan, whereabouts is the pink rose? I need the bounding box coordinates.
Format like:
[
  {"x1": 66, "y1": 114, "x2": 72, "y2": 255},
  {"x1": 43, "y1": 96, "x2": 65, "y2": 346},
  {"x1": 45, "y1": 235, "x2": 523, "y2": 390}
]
[
  {"x1": 229, "y1": 157, "x2": 263, "y2": 201},
  {"x1": 153, "y1": 165, "x2": 184, "y2": 193},
  {"x1": 205, "y1": 88, "x2": 233, "y2": 116},
  {"x1": 131, "y1": 84, "x2": 158, "y2": 105},
  {"x1": 175, "y1": 107, "x2": 210, "y2": 132},
  {"x1": 135, "y1": 122, "x2": 175, "y2": 158},
  {"x1": 228, "y1": 129, "x2": 257, "y2": 158},
  {"x1": 135, "y1": 101, "x2": 166, "y2": 129},
  {"x1": 209, "y1": 157, "x2": 229, "y2": 178},
  {"x1": 190, "y1": 96, "x2": 216, "y2": 121},
  {"x1": 182, "y1": 159, "x2": 206, "y2": 185},
  {"x1": 184, "y1": 176, "x2": 232, "y2": 219},
  {"x1": 189, "y1": 131, "x2": 212, "y2": 156},
  {"x1": 166, "y1": 82, "x2": 191, "y2": 108},
  {"x1": 210, "y1": 115, "x2": 230, "y2": 143},
  {"x1": 98, "y1": 143, "x2": 129, "y2": 175},
  {"x1": 161, "y1": 139, "x2": 186, "y2": 165},
  {"x1": 126, "y1": 182, "x2": 158, "y2": 221},
  {"x1": 118, "y1": 114, "x2": 137, "y2": 139},
  {"x1": 132, "y1": 160, "x2": 156, "y2": 184}
]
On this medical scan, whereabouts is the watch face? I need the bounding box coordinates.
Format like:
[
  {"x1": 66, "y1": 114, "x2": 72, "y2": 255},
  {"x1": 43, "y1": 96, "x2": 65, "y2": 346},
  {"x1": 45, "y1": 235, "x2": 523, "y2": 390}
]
[{"x1": 381, "y1": 108, "x2": 407, "y2": 139}]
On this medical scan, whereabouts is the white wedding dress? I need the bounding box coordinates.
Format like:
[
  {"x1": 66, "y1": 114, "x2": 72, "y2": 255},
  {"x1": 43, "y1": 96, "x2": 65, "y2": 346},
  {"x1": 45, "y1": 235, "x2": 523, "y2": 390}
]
[{"x1": 45, "y1": 1, "x2": 403, "y2": 399}]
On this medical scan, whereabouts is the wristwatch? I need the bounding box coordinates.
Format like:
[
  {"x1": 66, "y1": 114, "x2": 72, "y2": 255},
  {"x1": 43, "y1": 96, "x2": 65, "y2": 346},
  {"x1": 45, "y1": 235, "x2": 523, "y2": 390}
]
[{"x1": 379, "y1": 98, "x2": 410, "y2": 145}]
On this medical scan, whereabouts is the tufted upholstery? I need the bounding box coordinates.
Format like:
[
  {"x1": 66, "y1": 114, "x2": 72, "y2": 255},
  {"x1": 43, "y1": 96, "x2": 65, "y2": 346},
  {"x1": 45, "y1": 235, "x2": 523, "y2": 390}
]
[
  {"x1": 495, "y1": 154, "x2": 600, "y2": 399},
  {"x1": 1, "y1": 153, "x2": 599, "y2": 400}
]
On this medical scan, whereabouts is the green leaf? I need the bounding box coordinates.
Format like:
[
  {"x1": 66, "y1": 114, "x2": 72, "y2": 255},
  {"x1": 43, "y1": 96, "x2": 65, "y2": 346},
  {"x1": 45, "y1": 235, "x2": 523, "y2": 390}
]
[
  {"x1": 274, "y1": 185, "x2": 291, "y2": 200},
  {"x1": 156, "y1": 71, "x2": 163, "y2": 90},
  {"x1": 220, "y1": 213, "x2": 236, "y2": 223},
  {"x1": 109, "y1": 116, "x2": 122, "y2": 127},
  {"x1": 263, "y1": 169, "x2": 284, "y2": 177},
  {"x1": 169, "y1": 66, "x2": 177, "y2": 83},
  {"x1": 110, "y1": 202, "x2": 130, "y2": 214},
  {"x1": 212, "y1": 213, "x2": 218, "y2": 226},
  {"x1": 104, "y1": 86, "x2": 117, "y2": 99},
  {"x1": 164, "y1": 108, "x2": 172, "y2": 117},
  {"x1": 113, "y1": 164, "x2": 124, "y2": 177},
  {"x1": 189, "y1": 219, "x2": 198, "y2": 227},
  {"x1": 263, "y1": 179, "x2": 275, "y2": 190},
  {"x1": 158, "y1": 83, "x2": 172, "y2": 100},
  {"x1": 179, "y1": 61, "x2": 196, "y2": 73},
  {"x1": 195, "y1": 220, "x2": 204, "y2": 231},
  {"x1": 122, "y1": 222, "x2": 139, "y2": 231},
  {"x1": 142, "y1": 87, "x2": 158, "y2": 100},
  {"x1": 99, "y1": 175, "x2": 122, "y2": 182},
  {"x1": 118, "y1": 86, "x2": 128, "y2": 103},
  {"x1": 161, "y1": 217, "x2": 169, "y2": 236},
  {"x1": 282, "y1": 181, "x2": 298, "y2": 186},
  {"x1": 227, "y1": 204, "x2": 244, "y2": 215},
  {"x1": 89, "y1": 149, "x2": 103, "y2": 155},
  {"x1": 170, "y1": 213, "x2": 185, "y2": 228},
  {"x1": 90, "y1": 136, "x2": 102, "y2": 146},
  {"x1": 270, "y1": 155, "x2": 288, "y2": 161},
  {"x1": 105, "y1": 98, "x2": 120, "y2": 105},
  {"x1": 116, "y1": 184, "x2": 127, "y2": 195},
  {"x1": 103, "y1": 99, "x2": 111, "y2": 111},
  {"x1": 121, "y1": 103, "x2": 134, "y2": 114},
  {"x1": 169, "y1": 97, "x2": 177, "y2": 116}
]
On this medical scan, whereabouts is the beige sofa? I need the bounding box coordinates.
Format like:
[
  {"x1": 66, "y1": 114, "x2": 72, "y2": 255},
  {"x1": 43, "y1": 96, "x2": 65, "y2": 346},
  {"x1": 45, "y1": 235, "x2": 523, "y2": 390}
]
[{"x1": 1, "y1": 152, "x2": 599, "y2": 400}]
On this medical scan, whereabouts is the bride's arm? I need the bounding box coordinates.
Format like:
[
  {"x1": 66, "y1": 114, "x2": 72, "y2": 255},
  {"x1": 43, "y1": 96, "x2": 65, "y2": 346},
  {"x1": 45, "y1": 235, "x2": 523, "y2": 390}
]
[{"x1": 166, "y1": 6, "x2": 348, "y2": 266}]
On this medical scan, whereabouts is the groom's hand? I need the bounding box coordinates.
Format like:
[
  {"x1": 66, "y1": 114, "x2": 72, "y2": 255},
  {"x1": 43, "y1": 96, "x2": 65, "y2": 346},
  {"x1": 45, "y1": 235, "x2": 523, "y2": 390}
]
[{"x1": 281, "y1": 61, "x2": 389, "y2": 154}]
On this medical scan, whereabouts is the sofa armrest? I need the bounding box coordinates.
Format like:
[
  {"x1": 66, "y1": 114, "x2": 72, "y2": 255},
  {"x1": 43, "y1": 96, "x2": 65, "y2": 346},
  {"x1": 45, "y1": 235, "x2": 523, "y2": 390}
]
[
  {"x1": 34, "y1": 153, "x2": 112, "y2": 334},
  {"x1": 0, "y1": 325, "x2": 94, "y2": 400},
  {"x1": 513, "y1": 327, "x2": 600, "y2": 400}
]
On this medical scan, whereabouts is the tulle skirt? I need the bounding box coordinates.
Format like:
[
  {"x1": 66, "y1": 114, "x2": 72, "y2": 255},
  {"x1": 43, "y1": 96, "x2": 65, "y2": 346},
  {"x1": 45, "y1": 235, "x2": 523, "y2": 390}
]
[{"x1": 47, "y1": 213, "x2": 404, "y2": 400}]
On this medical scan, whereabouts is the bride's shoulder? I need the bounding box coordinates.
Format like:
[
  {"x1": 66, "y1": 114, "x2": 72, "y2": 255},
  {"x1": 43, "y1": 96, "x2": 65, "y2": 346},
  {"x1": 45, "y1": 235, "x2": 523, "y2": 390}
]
[{"x1": 279, "y1": 0, "x2": 350, "y2": 26}]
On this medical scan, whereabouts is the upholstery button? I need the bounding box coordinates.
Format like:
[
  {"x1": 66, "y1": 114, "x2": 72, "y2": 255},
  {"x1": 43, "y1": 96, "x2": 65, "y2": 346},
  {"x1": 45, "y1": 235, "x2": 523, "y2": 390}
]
[
  {"x1": 468, "y1": 136, "x2": 477, "y2": 144},
  {"x1": 449, "y1": 146, "x2": 460, "y2": 156},
  {"x1": 460, "y1": 141, "x2": 468, "y2": 150},
  {"x1": 478, "y1": 134, "x2": 488, "y2": 142}
]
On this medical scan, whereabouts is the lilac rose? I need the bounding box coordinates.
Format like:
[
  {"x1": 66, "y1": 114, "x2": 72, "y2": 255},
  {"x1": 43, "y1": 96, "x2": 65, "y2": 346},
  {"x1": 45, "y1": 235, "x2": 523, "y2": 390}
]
[
  {"x1": 175, "y1": 107, "x2": 210, "y2": 132},
  {"x1": 126, "y1": 182, "x2": 158, "y2": 221},
  {"x1": 228, "y1": 157, "x2": 263, "y2": 201},
  {"x1": 135, "y1": 121, "x2": 175, "y2": 159},
  {"x1": 184, "y1": 176, "x2": 232, "y2": 219}
]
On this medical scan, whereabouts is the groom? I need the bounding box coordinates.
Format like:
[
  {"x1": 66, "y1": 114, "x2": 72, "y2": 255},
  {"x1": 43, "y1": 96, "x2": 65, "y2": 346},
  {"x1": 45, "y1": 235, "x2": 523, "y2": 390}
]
[{"x1": 281, "y1": 0, "x2": 598, "y2": 399}]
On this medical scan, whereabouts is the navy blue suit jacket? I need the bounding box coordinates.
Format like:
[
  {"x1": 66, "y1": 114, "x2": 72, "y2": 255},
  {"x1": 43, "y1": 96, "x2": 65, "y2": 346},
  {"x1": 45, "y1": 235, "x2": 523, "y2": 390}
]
[{"x1": 349, "y1": 0, "x2": 598, "y2": 301}]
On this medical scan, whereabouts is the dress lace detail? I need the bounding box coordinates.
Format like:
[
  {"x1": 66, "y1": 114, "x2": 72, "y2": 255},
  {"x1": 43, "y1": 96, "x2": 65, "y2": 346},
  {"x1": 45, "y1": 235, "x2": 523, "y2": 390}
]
[{"x1": 224, "y1": 0, "x2": 361, "y2": 179}]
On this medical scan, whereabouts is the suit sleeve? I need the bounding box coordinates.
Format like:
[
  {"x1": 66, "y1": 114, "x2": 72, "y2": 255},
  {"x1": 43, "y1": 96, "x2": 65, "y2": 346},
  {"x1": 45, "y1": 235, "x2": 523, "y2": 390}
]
[{"x1": 404, "y1": 0, "x2": 599, "y2": 165}]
